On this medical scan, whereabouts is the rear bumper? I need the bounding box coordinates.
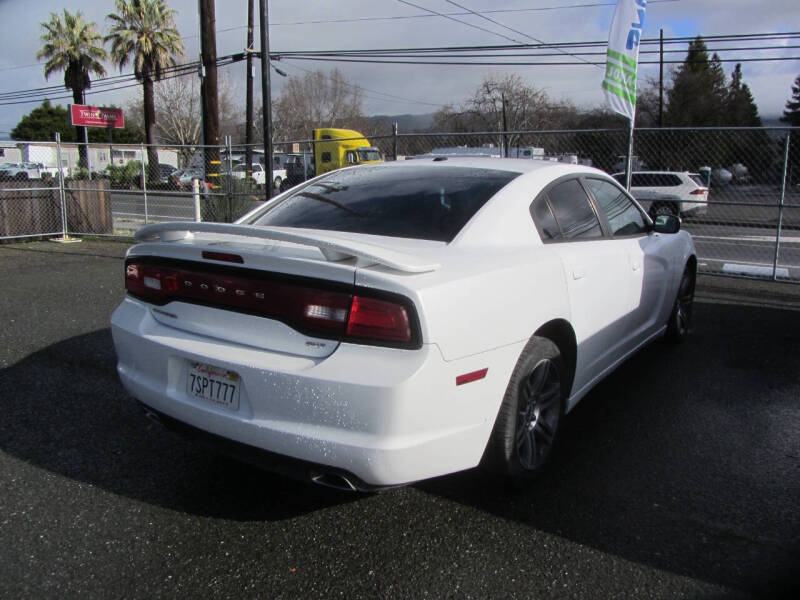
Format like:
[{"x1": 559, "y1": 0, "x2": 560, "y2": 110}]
[{"x1": 111, "y1": 297, "x2": 518, "y2": 486}]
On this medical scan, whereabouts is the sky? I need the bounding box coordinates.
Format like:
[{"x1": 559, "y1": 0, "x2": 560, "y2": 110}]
[{"x1": 0, "y1": 0, "x2": 798, "y2": 138}]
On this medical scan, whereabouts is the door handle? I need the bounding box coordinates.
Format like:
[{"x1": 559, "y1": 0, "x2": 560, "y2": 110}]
[
  {"x1": 572, "y1": 267, "x2": 585, "y2": 280},
  {"x1": 632, "y1": 261, "x2": 641, "y2": 272}
]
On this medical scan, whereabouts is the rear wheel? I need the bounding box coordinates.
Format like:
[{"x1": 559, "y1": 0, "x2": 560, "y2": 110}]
[
  {"x1": 666, "y1": 264, "x2": 695, "y2": 343},
  {"x1": 482, "y1": 337, "x2": 565, "y2": 483}
]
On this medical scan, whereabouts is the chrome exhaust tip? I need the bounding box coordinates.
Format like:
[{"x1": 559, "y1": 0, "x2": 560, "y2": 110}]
[{"x1": 309, "y1": 470, "x2": 358, "y2": 492}]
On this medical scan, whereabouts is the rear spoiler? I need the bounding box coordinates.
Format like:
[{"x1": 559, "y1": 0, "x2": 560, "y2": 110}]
[{"x1": 134, "y1": 222, "x2": 441, "y2": 274}]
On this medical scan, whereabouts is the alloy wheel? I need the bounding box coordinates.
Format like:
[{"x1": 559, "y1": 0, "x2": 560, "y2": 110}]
[{"x1": 516, "y1": 359, "x2": 562, "y2": 470}]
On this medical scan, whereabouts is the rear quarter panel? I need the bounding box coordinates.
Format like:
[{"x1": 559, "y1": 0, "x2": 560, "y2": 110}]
[{"x1": 356, "y1": 246, "x2": 570, "y2": 362}]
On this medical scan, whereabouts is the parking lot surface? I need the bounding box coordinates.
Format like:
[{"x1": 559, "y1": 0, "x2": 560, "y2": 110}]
[{"x1": 1, "y1": 239, "x2": 798, "y2": 598}]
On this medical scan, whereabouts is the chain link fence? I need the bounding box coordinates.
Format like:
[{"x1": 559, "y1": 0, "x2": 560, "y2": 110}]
[{"x1": 1, "y1": 127, "x2": 797, "y2": 283}]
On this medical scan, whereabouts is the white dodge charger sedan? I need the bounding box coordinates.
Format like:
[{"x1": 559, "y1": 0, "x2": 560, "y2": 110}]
[{"x1": 111, "y1": 158, "x2": 696, "y2": 490}]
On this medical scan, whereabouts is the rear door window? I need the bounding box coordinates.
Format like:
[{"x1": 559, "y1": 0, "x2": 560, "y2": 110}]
[{"x1": 546, "y1": 179, "x2": 602, "y2": 239}]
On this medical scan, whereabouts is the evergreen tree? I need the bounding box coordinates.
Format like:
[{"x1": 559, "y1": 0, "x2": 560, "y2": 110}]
[
  {"x1": 11, "y1": 100, "x2": 77, "y2": 142},
  {"x1": 781, "y1": 75, "x2": 800, "y2": 126},
  {"x1": 780, "y1": 75, "x2": 800, "y2": 184},
  {"x1": 665, "y1": 37, "x2": 728, "y2": 126},
  {"x1": 10, "y1": 100, "x2": 144, "y2": 143},
  {"x1": 728, "y1": 63, "x2": 762, "y2": 126}
]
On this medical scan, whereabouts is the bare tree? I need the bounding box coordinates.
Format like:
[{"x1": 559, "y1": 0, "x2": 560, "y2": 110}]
[
  {"x1": 272, "y1": 68, "x2": 368, "y2": 141},
  {"x1": 154, "y1": 76, "x2": 202, "y2": 166},
  {"x1": 125, "y1": 71, "x2": 241, "y2": 167},
  {"x1": 431, "y1": 74, "x2": 572, "y2": 147}
]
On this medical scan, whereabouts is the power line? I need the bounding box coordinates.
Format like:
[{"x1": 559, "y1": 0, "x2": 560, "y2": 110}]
[
  {"x1": 281, "y1": 55, "x2": 800, "y2": 67},
  {"x1": 394, "y1": 0, "x2": 522, "y2": 45},
  {"x1": 442, "y1": 0, "x2": 601, "y2": 69},
  {"x1": 277, "y1": 60, "x2": 443, "y2": 108},
  {"x1": 275, "y1": 44, "x2": 800, "y2": 60},
  {"x1": 3, "y1": 30, "x2": 797, "y2": 106},
  {"x1": 212, "y1": 0, "x2": 682, "y2": 30}
]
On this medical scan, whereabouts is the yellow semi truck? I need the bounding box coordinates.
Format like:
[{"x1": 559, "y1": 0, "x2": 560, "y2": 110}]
[{"x1": 313, "y1": 128, "x2": 382, "y2": 176}]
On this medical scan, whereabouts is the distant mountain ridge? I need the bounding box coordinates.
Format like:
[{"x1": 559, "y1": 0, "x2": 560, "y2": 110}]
[{"x1": 368, "y1": 113, "x2": 435, "y2": 133}]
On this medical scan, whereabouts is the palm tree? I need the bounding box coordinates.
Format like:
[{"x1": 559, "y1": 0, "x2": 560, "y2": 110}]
[
  {"x1": 106, "y1": 0, "x2": 184, "y2": 179},
  {"x1": 37, "y1": 10, "x2": 107, "y2": 169}
]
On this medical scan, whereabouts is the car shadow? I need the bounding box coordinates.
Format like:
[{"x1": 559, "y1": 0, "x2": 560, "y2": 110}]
[
  {"x1": 1, "y1": 304, "x2": 798, "y2": 596},
  {"x1": 0, "y1": 328, "x2": 358, "y2": 522},
  {"x1": 416, "y1": 301, "x2": 800, "y2": 597}
]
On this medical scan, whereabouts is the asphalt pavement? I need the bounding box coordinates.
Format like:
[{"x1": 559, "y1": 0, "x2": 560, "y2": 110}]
[{"x1": 0, "y1": 239, "x2": 798, "y2": 598}]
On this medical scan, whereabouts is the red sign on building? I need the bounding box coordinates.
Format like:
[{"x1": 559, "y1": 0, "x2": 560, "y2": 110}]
[{"x1": 68, "y1": 104, "x2": 125, "y2": 129}]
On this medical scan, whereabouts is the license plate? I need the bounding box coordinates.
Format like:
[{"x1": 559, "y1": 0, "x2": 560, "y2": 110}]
[{"x1": 187, "y1": 362, "x2": 240, "y2": 410}]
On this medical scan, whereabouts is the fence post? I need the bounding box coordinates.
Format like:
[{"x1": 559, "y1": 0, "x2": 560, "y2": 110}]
[
  {"x1": 140, "y1": 143, "x2": 149, "y2": 224},
  {"x1": 55, "y1": 132, "x2": 68, "y2": 238},
  {"x1": 225, "y1": 135, "x2": 234, "y2": 222},
  {"x1": 772, "y1": 130, "x2": 790, "y2": 280},
  {"x1": 392, "y1": 122, "x2": 399, "y2": 161},
  {"x1": 193, "y1": 177, "x2": 201, "y2": 222}
]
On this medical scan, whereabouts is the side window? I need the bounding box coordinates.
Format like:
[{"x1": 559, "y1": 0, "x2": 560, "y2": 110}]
[
  {"x1": 585, "y1": 178, "x2": 648, "y2": 237},
  {"x1": 667, "y1": 174, "x2": 682, "y2": 186},
  {"x1": 321, "y1": 152, "x2": 331, "y2": 163},
  {"x1": 547, "y1": 179, "x2": 602, "y2": 239},
  {"x1": 630, "y1": 173, "x2": 646, "y2": 187},
  {"x1": 530, "y1": 196, "x2": 561, "y2": 241}
]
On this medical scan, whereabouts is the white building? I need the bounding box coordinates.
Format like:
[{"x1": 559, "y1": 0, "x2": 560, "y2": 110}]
[{"x1": 13, "y1": 141, "x2": 178, "y2": 176}]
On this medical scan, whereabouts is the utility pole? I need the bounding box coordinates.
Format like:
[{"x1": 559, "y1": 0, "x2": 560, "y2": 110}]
[
  {"x1": 200, "y1": 0, "x2": 220, "y2": 188},
  {"x1": 659, "y1": 28, "x2": 664, "y2": 128},
  {"x1": 244, "y1": 0, "x2": 254, "y2": 176},
  {"x1": 259, "y1": 0, "x2": 273, "y2": 199}
]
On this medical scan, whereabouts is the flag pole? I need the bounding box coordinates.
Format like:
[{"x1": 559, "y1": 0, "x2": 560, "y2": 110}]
[
  {"x1": 602, "y1": 0, "x2": 646, "y2": 193},
  {"x1": 625, "y1": 117, "x2": 634, "y2": 192}
]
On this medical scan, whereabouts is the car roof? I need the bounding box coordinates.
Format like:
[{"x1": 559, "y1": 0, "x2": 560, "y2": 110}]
[
  {"x1": 611, "y1": 170, "x2": 692, "y2": 176},
  {"x1": 370, "y1": 156, "x2": 607, "y2": 177}
]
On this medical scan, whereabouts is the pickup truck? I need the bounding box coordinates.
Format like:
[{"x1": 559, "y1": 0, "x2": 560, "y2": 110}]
[
  {"x1": 231, "y1": 162, "x2": 287, "y2": 192},
  {"x1": 0, "y1": 162, "x2": 62, "y2": 181}
]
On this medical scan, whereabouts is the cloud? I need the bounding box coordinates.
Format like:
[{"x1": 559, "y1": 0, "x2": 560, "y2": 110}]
[{"x1": 1, "y1": 0, "x2": 797, "y2": 137}]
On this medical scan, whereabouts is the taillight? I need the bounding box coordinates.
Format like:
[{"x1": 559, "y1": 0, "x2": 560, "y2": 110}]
[
  {"x1": 125, "y1": 259, "x2": 417, "y2": 347},
  {"x1": 347, "y1": 295, "x2": 411, "y2": 343},
  {"x1": 690, "y1": 188, "x2": 707, "y2": 195}
]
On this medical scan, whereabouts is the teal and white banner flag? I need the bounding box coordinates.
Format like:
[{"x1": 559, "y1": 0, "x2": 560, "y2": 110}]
[{"x1": 602, "y1": 0, "x2": 647, "y2": 121}]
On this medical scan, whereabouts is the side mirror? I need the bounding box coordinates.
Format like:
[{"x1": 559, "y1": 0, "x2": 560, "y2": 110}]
[{"x1": 653, "y1": 214, "x2": 681, "y2": 234}]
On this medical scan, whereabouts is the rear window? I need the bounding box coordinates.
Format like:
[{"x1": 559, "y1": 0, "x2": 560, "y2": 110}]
[
  {"x1": 689, "y1": 174, "x2": 706, "y2": 187},
  {"x1": 247, "y1": 165, "x2": 519, "y2": 242}
]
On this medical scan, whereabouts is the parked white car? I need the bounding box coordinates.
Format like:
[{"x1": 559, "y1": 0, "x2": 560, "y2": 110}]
[
  {"x1": 112, "y1": 159, "x2": 696, "y2": 490},
  {"x1": 232, "y1": 162, "x2": 287, "y2": 192},
  {"x1": 0, "y1": 161, "x2": 61, "y2": 180},
  {"x1": 612, "y1": 171, "x2": 709, "y2": 218}
]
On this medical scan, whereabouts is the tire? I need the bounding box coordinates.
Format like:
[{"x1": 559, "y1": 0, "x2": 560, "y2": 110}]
[
  {"x1": 649, "y1": 202, "x2": 678, "y2": 220},
  {"x1": 665, "y1": 264, "x2": 696, "y2": 343},
  {"x1": 15, "y1": 172, "x2": 28, "y2": 181},
  {"x1": 482, "y1": 336, "x2": 566, "y2": 483}
]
